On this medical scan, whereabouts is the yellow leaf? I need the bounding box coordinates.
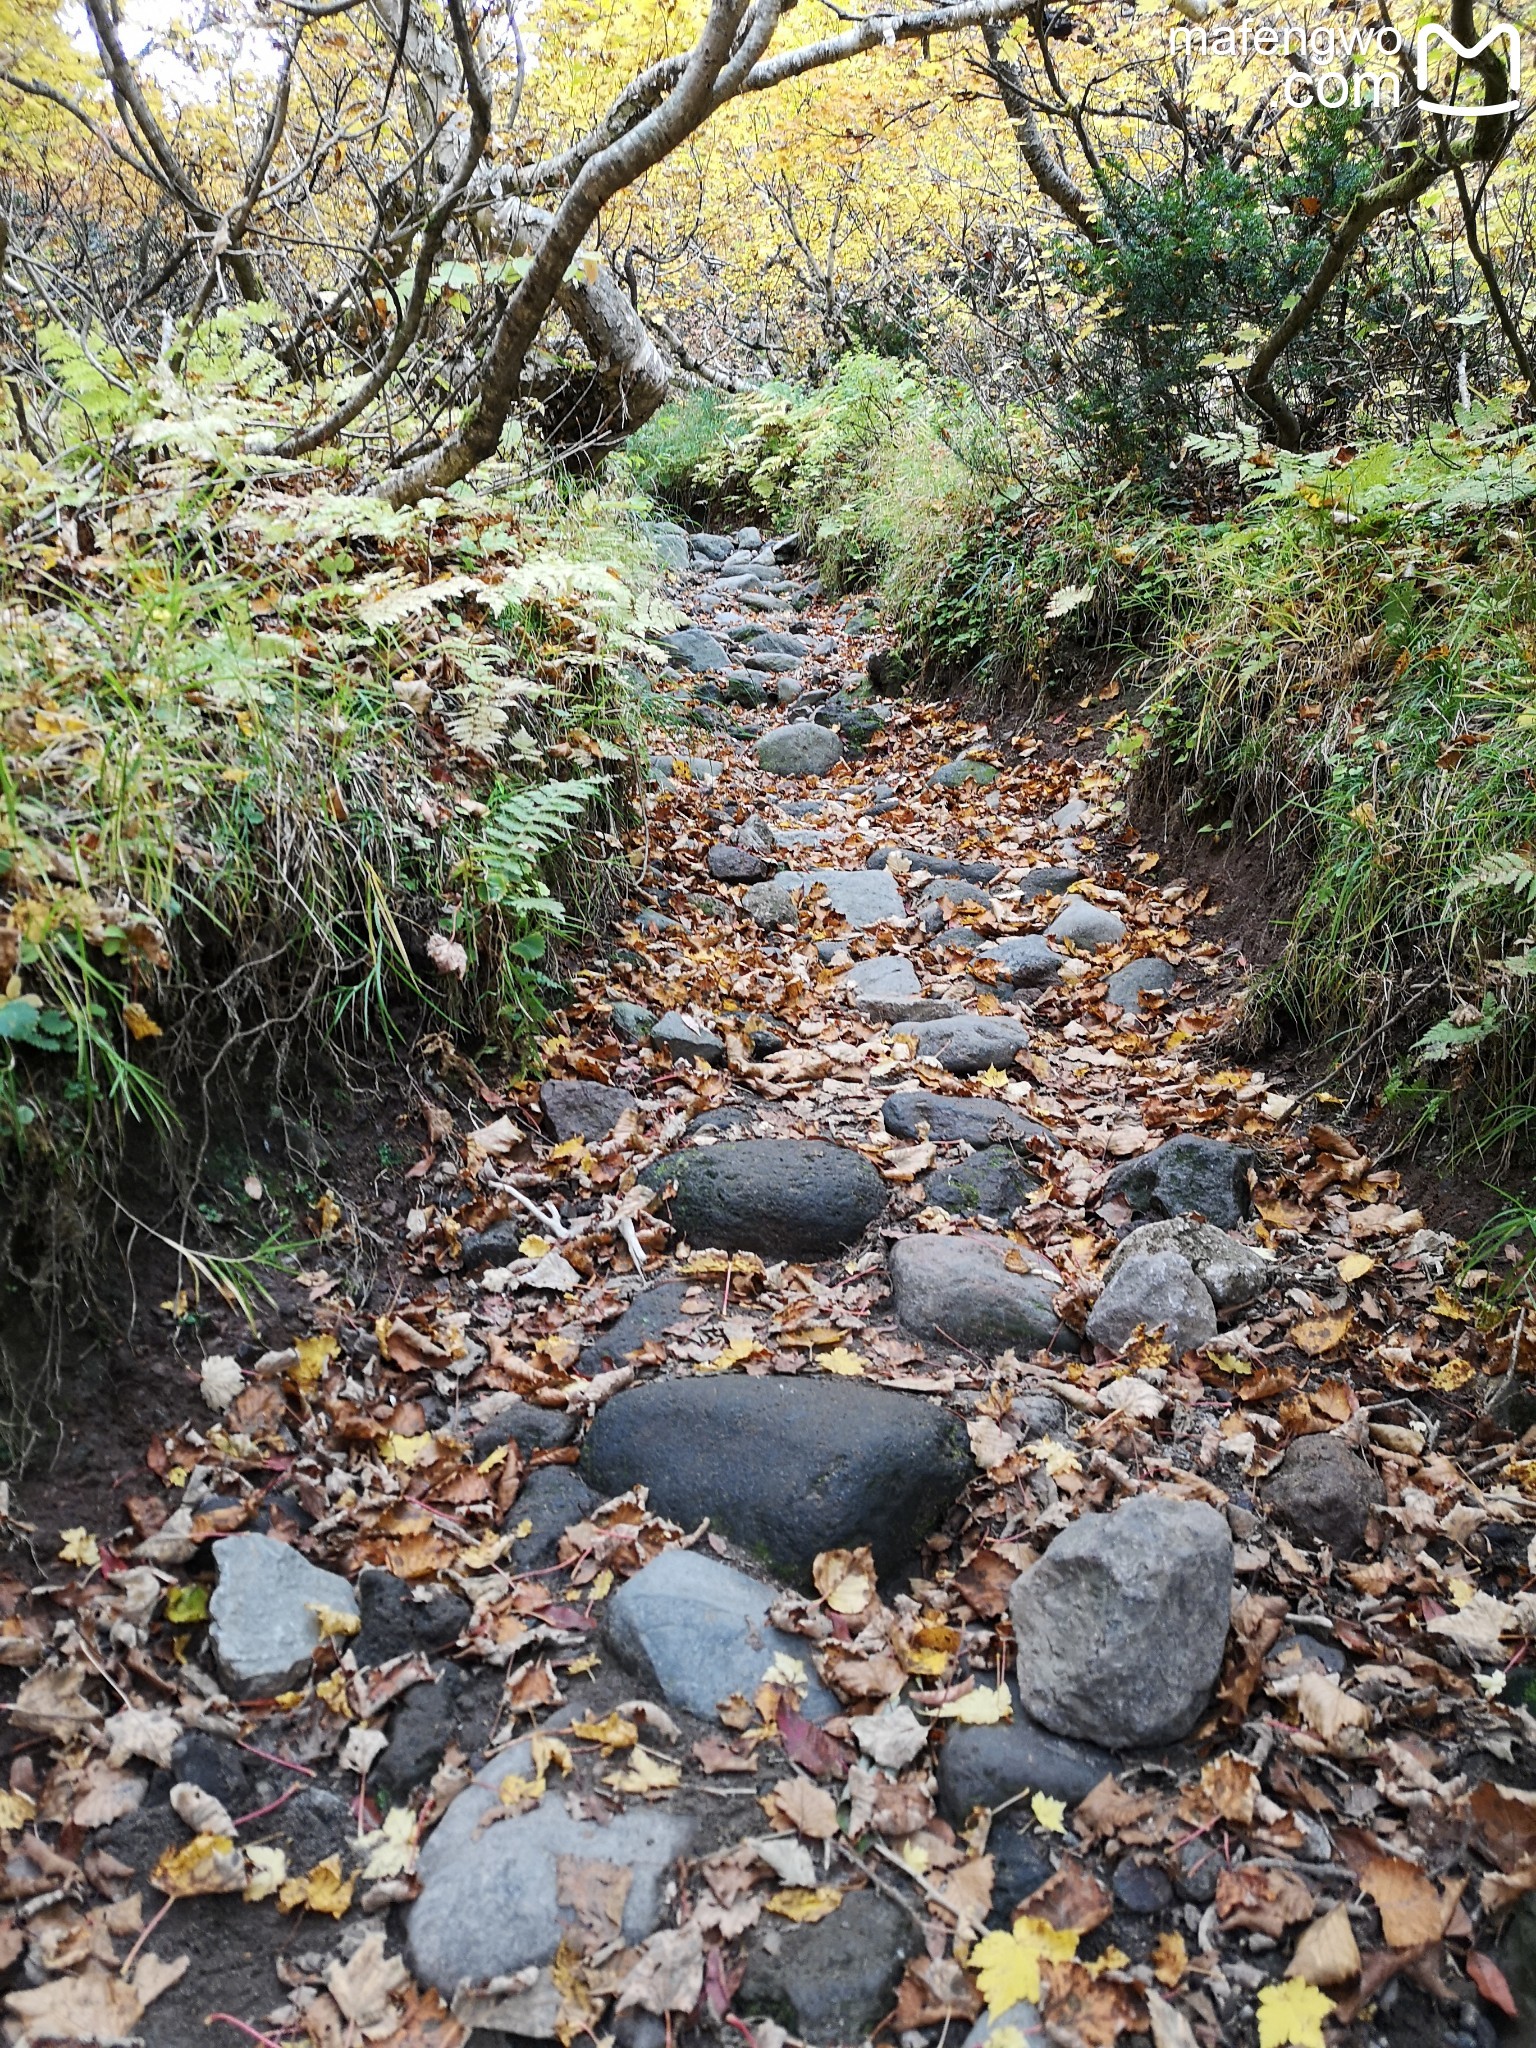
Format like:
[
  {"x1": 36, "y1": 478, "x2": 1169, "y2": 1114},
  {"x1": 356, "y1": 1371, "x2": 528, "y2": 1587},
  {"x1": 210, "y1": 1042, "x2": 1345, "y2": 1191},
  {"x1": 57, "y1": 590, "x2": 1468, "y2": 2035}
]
[
  {"x1": 244, "y1": 1845, "x2": 287, "y2": 1900},
  {"x1": 498, "y1": 1772, "x2": 547, "y2": 1812},
  {"x1": 603, "y1": 1746, "x2": 682, "y2": 1797},
  {"x1": 289, "y1": 1332, "x2": 339, "y2": 1391},
  {"x1": 306, "y1": 1602, "x2": 361, "y2": 1639},
  {"x1": 531, "y1": 1734, "x2": 574, "y2": 1779},
  {"x1": 519, "y1": 1234, "x2": 553, "y2": 1258},
  {"x1": 58, "y1": 1527, "x2": 100, "y2": 1569},
  {"x1": 1030, "y1": 1791, "x2": 1066, "y2": 1834},
  {"x1": 820, "y1": 1347, "x2": 866, "y2": 1376},
  {"x1": 1152, "y1": 1930, "x2": 1187, "y2": 1987},
  {"x1": 1256, "y1": 1979, "x2": 1335, "y2": 2048},
  {"x1": 1429, "y1": 1356, "x2": 1474, "y2": 1392},
  {"x1": 569, "y1": 1712, "x2": 639, "y2": 1754},
  {"x1": 316, "y1": 1670, "x2": 352, "y2": 1717},
  {"x1": 315, "y1": 1191, "x2": 342, "y2": 1236},
  {"x1": 1035, "y1": 1437, "x2": 1081, "y2": 1476},
  {"x1": 1338, "y1": 1252, "x2": 1375, "y2": 1282},
  {"x1": 763, "y1": 1651, "x2": 809, "y2": 1691},
  {"x1": 969, "y1": 1920, "x2": 1079, "y2": 2013},
  {"x1": 152, "y1": 1833, "x2": 246, "y2": 1898},
  {"x1": 360, "y1": 1805, "x2": 417, "y2": 1879},
  {"x1": 1291, "y1": 1311, "x2": 1352, "y2": 1357},
  {"x1": 766, "y1": 1887, "x2": 843, "y2": 1923},
  {"x1": 933, "y1": 1685, "x2": 1013, "y2": 1725},
  {"x1": 384, "y1": 1431, "x2": 435, "y2": 1466},
  {"x1": 0, "y1": 1789, "x2": 36, "y2": 1831},
  {"x1": 973, "y1": 1065, "x2": 1009, "y2": 1089},
  {"x1": 278, "y1": 1854, "x2": 354, "y2": 1918},
  {"x1": 586, "y1": 1567, "x2": 614, "y2": 1604},
  {"x1": 700, "y1": 1335, "x2": 761, "y2": 1374},
  {"x1": 122, "y1": 1001, "x2": 162, "y2": 1040},
  {"x1": 813, "y1": 1547, "x2": 877, "y2": 1616}
]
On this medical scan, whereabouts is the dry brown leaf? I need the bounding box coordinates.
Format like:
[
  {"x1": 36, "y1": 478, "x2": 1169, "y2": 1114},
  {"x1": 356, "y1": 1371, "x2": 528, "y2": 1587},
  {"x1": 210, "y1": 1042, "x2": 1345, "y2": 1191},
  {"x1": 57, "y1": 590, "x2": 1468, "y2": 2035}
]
[
  {"x1": 811, "y1": 1546, "x2": 878, "y2": 1618},
  {"x1": 1296, "y1": 1670, "x2": 1371, "y2": 1747},
  {"x1": 11, "y1": 1665, "x2": 102, "y2": 1742},
  {"x1": 1286, "y1": 1903, "x2": 1361, "y2": 1987},
  {"x1": 616, "y1": 1922, "x2": 705, "y2": 2014},
  {"x1": 327, "y1": 1932, "x2": 409, "y2": 2027},
  {"x1": 1358, "y1": 1852, "x2": 1447, "y2": 1948},
  {"x1": 1200, "y1": 1753, "x2": 1259, "y2": 1826},
  {"x1": 1215, "y1": 1865, "x2": 1315, "y2": 1936},
  {"x1": 768, "y1": 1777, "x2": 838, "y2": 1841}
]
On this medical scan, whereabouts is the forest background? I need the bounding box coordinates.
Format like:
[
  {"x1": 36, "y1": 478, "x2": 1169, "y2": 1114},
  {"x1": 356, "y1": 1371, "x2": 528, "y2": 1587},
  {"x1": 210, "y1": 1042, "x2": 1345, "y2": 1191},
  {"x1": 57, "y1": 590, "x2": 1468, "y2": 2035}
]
[{"x1": 3, "y1": 0, "x2": 1536, "y2": 1437}]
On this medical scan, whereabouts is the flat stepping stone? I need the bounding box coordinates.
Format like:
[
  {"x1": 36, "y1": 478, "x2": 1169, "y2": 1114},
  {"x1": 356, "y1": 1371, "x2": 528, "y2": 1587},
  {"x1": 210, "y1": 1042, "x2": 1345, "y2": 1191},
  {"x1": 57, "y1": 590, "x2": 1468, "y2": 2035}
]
[
  {"x1": 749, "y1": 629, "x2": 811, "y2": 658},
  {"x1": 584, "y1": 1377, "x2": 973, "y2": 1586},
  {"x1": 897, "y1": 1014, "x2": 1029, "y2": 1075},
  {"x1": 608, "y1": 1001, "x2": 656, "y2": 1043},
  {"x1": 639, "y1": 1137, "x2": 887, "y2": 1260},
  {"x1": 539, "y1": 1079, "x2": 636, "y2": 1142},
  {"x1": 1018, "y1": 864, "x2": 1082, "y2": 898},
  {"x1": 209, "y1": 1534, "x2": 360, "y2": 1699},
  {"x1": 918, "y1": 879, "x2": 994, "y2": 930},
  {"x1": 779, "y1": 867, "x2": 905, "y2": 928},
  {"x1": 1107, "y1": 956, "x2": 1177, "y2": 1007},
  {"x1": 691, "y1": 533, "x2": 734, "y2": 562},
  {"x1": 658, "y1": 626, "x2": 731, "y2": 672},
  {"x1": 887, "y1": 1234, "x2": 1070, "y2": 1355},
  {"x1": 408, "y1": 1737, "x2": 695, "y2": 2005},
  {"x1": 883, "y1": 1090, "x2": 1048, "y2": 1149},
  {"x1": 757, "y1": 723, "x2": 843, "y2": 777},
  {"x1": 868, "y1": 848, "x2": 1002, "y2": 884},
  {"x1": 771, "y1": 826, "x2": 827, "y2": 848},
  {"x1": 1101, "y1": 1135, "x2": 1256, "y2": 1230},
  {"x1": 839, "y1": 955, "x2": 921, "y2": 1002},
  {"x1": 974, "y1": 936, "x2": 1064, "y2": 991},
  {"x1": 651, "y1": 1012, "x2": 726, "y2": 1065},
  {"x1": 1047, "y1": 898, "x2": 1125, "y2": 949},
  {"x1": 925, "y1": 1144, "x2": 1039, "y2": 1218},
  {"x1": 865, "y1": 996, "x2": 962, "y2": 1025},
  {"x1": 604, "y1": 1549, "x2": 839, "y2": 1720},
  {"x1": 1052, "y1": 798, "x2": 1090, "y2": 830},
  {"x1": 577, "y1": 1279, "x2": 693, "y2": 1376}
]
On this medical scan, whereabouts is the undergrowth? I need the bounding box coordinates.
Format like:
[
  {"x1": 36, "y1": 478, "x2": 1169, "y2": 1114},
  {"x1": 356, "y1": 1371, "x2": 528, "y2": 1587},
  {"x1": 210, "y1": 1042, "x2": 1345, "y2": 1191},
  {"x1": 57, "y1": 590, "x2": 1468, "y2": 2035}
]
[
  {"x1": 642, "y1": 373, "x2": 1536, "y2": 1169},
  {"x1": 0, "y1": 309, "x2": 671, "y2": 1457}
]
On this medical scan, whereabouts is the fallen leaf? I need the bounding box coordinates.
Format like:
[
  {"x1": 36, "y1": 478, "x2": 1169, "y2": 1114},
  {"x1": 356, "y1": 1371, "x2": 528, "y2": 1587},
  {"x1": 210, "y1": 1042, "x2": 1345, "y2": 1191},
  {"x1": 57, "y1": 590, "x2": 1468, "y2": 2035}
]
[
  {"x1": 851, "y1": 1703, "x2": 929, "y2": 1769},
  {"x1": 1286, "y1": 1903, "x2": 1361, "y2": 1987},
  {"x1": 244, "y1": 1845, "x2": 288, "y2": 1900},
  {"x1": 1151, "y1": 1930, "x2": 1187, "y2": 1988},
  {"x1": 769, "y1": 1777, "x2": 838, "y2": 1840},
  {"x1": 1467, "y1": 1950, "x2": 1519, "y2": 2018},
  {"x1": 152, "y1": 1832, "x2": 246, "y2": 1898},
  {"x1": 932, "y1": 1685, "x2": 1012, "y2": 1725},
  {"x1": 812, "y1": 1546, "x2": 878, "y2": 1617},
  {"x1": 1290, "y1": 1312, "x2": 1353, "y2": 1357},
  {"x1": 1358, "y1": 1851, "x2": 1446, "y2": 1947},
  {"x1": 327, "y1": 1932, "x2": 409, "y2": 2027},
  {"x1": 765, "y1": 1886, "x2": 843, "y2": 1923},
  {"x1": 602, "y1": 1746, "x2": 682, "y2": 1797},
  {"x1": 1031, "y1": 1791, "x2": 1067, "y2": 1835},
  {"x1": 1216, "y1": 1865, "x2": 1315, "y2": 1937},
  {"x1": 1256, "y1": 1978, "x2": 1334, "y2": 2048},
  {"x1": 616, "y1": 1922, "x2": 705, "y2": 2014},
  {"x1": 1296, "y1": 1670, "x2": 1371, "y2": 1747},
  {"x1": 58, "y1": 1527, "x2": 100, "y2": 1568},
  {"x1": 969, "y1": 1919, "x2": 1079, "y2": 2013},
  {"x1": 278, "y1": 1854, "x2": 354, "y2": 1917}
]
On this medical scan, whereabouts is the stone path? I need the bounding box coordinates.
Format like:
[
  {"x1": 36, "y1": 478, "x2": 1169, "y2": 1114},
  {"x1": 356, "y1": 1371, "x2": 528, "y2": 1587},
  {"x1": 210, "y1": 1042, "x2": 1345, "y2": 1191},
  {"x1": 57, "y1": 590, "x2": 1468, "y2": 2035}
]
[{"x1": 4, "y1": 518, "x2": 1524, "y2": 2048}]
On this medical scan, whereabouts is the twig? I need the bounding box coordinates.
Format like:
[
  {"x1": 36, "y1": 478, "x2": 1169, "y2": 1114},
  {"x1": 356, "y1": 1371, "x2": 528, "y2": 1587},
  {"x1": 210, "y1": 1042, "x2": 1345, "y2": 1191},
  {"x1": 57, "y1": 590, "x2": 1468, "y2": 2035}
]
[
  {"x1": 119, "y1": 1894, "x2": 175, "y2": 1976},
  {"x1": 205, "y1": 2020, "x2": 289, "y2": 2047},
  {"x1": 236, "y1": 1739, "x2": 316, "y2": 1777},
  {"x1": 233, "y1": 1780, "x2": 305, "y2": 1827},
  {"x1": 832, "y1": 1836, "x2": 928, "y2": 1931}
]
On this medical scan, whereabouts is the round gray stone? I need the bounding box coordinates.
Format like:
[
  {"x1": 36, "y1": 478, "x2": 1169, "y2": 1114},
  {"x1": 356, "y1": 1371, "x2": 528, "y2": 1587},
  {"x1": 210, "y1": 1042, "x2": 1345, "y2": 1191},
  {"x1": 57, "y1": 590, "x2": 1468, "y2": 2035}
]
[
  {"x1": 1261, "y1": 1433, "x2": 1385, "y2": 1559},
  {"x1": 882, "y1": 1091, "x2": 1048, "y2": 1150},
  {"x1": 925, "y1": 1145, "x2": 1040, "y2": 1219},
  {"x1": 898, "y1": 1015, "x2": 1029, "y2": 1076},
  {"x1": 740, "y1": 1889, "x2": 915, "y2": 2043},
  {"x1": 1083, "y1": 1249, "x2": 1218, "y2": 1358},
  {"x1": 209, "y1": 1534, "x2": 360, "y2": 1700},
  {"x1": 887, "y1": 1234, "x2": 1072, "y2": 1355},
  {"x1": 539, "y1": 1079, "x2": 637, "y2": 1142},
  {"x1": 651, "y1": 1012, "x2": 726, "y2": 1065},
  {"x1": 1107, "y1": 957, "x2": 1177, "y2": 1009},
  {"x1": 1104, "y1": 1216, "x2": 1269, "y2": 1311},
  {"x1": 757, "y1": 724, "x2": 844, "y2": 777},
  {"x1": 975, "y1": 936, "x2": 1064, "y2": 991},
  {"x1": 639, "y1": 1138, "x2": 887, "y2": 1260},
  {"x1": 1102, "y1": 1135, "x2": 1256, "y2": 1231},
  {"x1": 1047, "y1": 898, "x2": 1126, "y2": 950}
]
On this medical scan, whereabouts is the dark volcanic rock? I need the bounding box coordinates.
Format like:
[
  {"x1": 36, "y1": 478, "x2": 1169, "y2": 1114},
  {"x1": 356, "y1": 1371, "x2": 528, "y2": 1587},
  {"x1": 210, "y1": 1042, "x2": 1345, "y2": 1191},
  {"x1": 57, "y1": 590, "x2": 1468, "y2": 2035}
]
[
  {"x1": 577, "y1": 1280, "x2": 693, "y2": 1376},
  {"x1": 936, "y1": 1700, "x2": 1115, "y2": 1822},
  {"x1": 925, "y1": 1145, "x2": 1040, "y2": 1218},
  {"x1": 708, "y1": 844, "x2": 775, "y2": 883},
  {"x1": 897, "y1": 1015, "x2": 1030, "y2": 1076},
  {"x1": 1261, "y1": 1433, "x2": 1384, "y2": 1559},
  {"x1": 470, "y1": 1400, "x2": 581, "y2": 1463},
  {"x1": 740, "y1": 1890, "x2": 914, "y2": 2043},
  {"x1": 584, "y1": 1376, "x2": 973, "y2": 1586},
  {"x1": 1102, "y1": 1135, "x2": 1257, "y2": 1231},
  {"x1": 539, "y1": 1079, "x2": 637, "y2": 1142},
  {"x1": 882, "y1": 1090, "x2": 1048, "y2": 1151},
  {"x1": 376, "y1": 1672, "x2": 460, "y2": 1796},
  {"x1": 354, "y1": 1569, "x2": 470, "y2": 1668},
  {"x1": 505, "y1": 1466, "x2": 602, "y2": 1571},
  {"x1": 639, "y1": 1138, "x2": 887, "y2": 1260}
]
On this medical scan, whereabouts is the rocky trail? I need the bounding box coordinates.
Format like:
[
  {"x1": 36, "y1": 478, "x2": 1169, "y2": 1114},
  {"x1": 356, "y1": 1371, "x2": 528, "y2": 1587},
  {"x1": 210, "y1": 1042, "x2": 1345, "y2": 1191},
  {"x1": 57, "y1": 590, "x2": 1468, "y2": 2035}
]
[{"x1": 4, "y1": 523, "x2": 1536, "y2": 2048}]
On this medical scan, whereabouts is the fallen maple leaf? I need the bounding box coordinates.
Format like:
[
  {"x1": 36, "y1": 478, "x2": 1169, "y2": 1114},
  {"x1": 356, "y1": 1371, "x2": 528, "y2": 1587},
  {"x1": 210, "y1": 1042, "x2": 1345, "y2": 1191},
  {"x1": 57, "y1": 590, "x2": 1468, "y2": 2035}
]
[
  {"x1": 603, "y1": 1746, "x2": 681, "y2": 1796},
  {"x1": 765, "y1": 1886, "x2": 843, "y2": 1923},
  {"x1": 278, "y1": 1854, "x2": 354, "y2": 1917},
  {"x1": 813, "y1": 1546, "x2": 877, "y2": 1616},
  {"x1": 1031, "y1": 1792, "x2": 1067, "y2": 1835},
  {"x1": 770, "y1": 1776, "x2": 838, "y2": 1840},
  {"x1": 1290, "y1": 1312, "x2": 1353, "y2": 1357},
  {"x1": 1256, "y1": 1978, "x2": 1334, "y2": 2048},
  {"x1": 933, "y1": 1685, "x2": 1012, "y2": 1725},
  {"x1": 969, "y1": 1919, "x2": 1079, "y2": 2012}
]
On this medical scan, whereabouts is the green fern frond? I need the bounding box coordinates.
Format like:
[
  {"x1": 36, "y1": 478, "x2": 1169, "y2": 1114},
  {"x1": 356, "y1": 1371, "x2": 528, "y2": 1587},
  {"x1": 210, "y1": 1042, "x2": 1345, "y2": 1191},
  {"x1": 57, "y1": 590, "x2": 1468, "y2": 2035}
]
[
  {"x1": 475, "y1": 777, "x2": 601, "y2": 909},
  {"x1": 1449, "y1": 848, "x2": 1536, "y2": 905}
]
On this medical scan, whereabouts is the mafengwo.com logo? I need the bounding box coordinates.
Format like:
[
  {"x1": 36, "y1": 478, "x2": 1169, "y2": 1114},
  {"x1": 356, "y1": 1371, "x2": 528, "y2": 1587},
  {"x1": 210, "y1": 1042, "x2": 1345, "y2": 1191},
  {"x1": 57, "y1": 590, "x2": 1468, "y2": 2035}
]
[{"x1": 1167, "y1": 10, "x2": 1521, "y2": 117}]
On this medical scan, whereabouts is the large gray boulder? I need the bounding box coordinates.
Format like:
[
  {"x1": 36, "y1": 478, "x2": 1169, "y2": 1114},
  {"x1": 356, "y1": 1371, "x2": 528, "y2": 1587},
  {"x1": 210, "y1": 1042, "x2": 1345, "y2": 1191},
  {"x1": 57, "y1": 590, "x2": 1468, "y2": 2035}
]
[
  {"x1": 1102, "y1": 1135, "x2": 1256, "y2": 1230},
  {"x1": 209, "y1": 1535, "x2": 360, "y2": 1699},
  {"x1": 1103, "y1": 1216, "x2": 1269, "y2": 1311},
  {"x1": 1009, "y1": 1496, "x2": 1233, "y2": 1749},
  {"x1": 585, "y1": 1377, "x2": 973, "y2": 1586},
  {"x1": 539, "y1": 1079, "x2": 636, "y2": 1142},
  {"x1": 898, "y1": 1015, "x2": 1029, "y2": 1075},
  {"x1": 639, "y1": 1138, "x2": 886, "y2": 1260},
  {"x1": 887, "y1": 1235, "x2": 1070, "y2": 1356},
  {"x1": 883, "y1": 1091, "x2": 1048, "y2": 1150},
  {"x1": 757, "y1": 724, "x2": 844, "y2": 777},
  {"x1": 604, "y1": 1549, "x2": 838, "y2": 1719},
  {"x1": 781, "y1": 867, "x2": 905, "y2": 928},
  {"x1": 1047, "y1": 898, "x2": 1126, "y2": 950},
  {"x1": 1262, "y1": 1434, "x2": 1384, "y2": 1559},
  {"x1": 1084, "y1": 1250, "x2": 1218, "y2": 1359},
  {"x1": 408, "y1": 1738, "x2": 696, "y2": 2013},
  {"x1": 930, "y1": 757, "x2": 998, "y2": 789}
]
